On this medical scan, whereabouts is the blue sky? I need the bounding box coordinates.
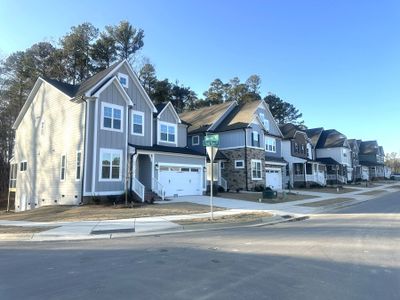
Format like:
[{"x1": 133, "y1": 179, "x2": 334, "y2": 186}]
[{"x1": 1, "y1": 0, "x2": 399, "y2": 153}]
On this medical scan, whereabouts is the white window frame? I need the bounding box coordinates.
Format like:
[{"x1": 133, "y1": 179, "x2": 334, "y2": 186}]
[
  {"x1": 101, "y1": 102, "x2": 124, "y2": 132},
  {"x1": 220, "y1": 162, "x2": 225, "y2": 169},
  {"x1": 99, "y1": 148, "x2": 123, "y2": 182},
  {"x1": 20, "y1": 160, "x2": 27, "y2": 172},
  {"x1": 131, "y1": 110, "x2": 145, "y2": 136},
  {"x1": 235, "y1": 160, "x2": 245, "y2": 169},
  {"x1": 259, "y1": 112, "x2": 269, "y2": 130},
  {"x1": 251, "y1": 159, "x2": 262, "y2": 180},
  {"x1": 158, "y1": 121, "x2": 177, "y2": 144},
  {"x1": 265, "y1": 137, "x2": 276, "y2": 153},
  {"x1": 118, "y1": 72, "x2": 129, "y2": 88},
  {"x1": 75, "y1": 151, "x2": 82, "y2": 181},
  {"x1": 60, "y1": 154, "x2": 66, "y2": 182},
  {"x1": 192, "y1": 135, "x2": 200, "y2": 146},
  {"x1": 252, "y1": 131, "x2": 260, "y2": 147}
]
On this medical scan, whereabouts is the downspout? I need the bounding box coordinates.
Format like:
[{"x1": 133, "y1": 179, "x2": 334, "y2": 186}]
[
  {"x1": 243, "y1": 128, "x2": 248, "y2": 191},
  {"x1": 80, "y1": 97, "x2": 88, "y2": 205}
]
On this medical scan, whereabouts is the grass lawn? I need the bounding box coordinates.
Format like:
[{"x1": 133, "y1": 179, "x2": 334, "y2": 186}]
[
  {"x1": 218, "y1": 192, "x2": 318, "y2": 204},
  {"x1": 176, "y1": 212, "x2": 273, "y2": 225},
  {"x1": 0, "y1": 202, "x2": 224, "y2": 222},
  {"x1": 357, "y1": 190, "x2": 386, "y2": 196},
  {"x1": 296, "y1": 187, "x2": 359, "y2": 194},
  {"x1": 390, "y1": 185, "x2": 400, "y2": 189},
  {"x1": 300, "y1": 197, "x2": 354, "y2": 207},
  {"x1": 0, "y1": 226, "x2": 57, "y2": 234}
]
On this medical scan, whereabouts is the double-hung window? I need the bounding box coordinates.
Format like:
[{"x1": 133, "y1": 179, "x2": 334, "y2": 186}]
[
  {"x1": 20, "y1": 161, "x2": 27, "y2": 172},
  {"x1": 265, "y1": 137, "x2": 276, "y2": 152},
  {"x1": 251, "y1": 160, "x2": 262, "y2": 180},
  {"x1": 192, "y1": 135, "x2": 200, "y2": 145},
  {"x1": 259, "y1": 113, "x2": 269, "y2": 130},
  {"x1": 101, "y1": 103, "x2": 123, "y2": 132},
  {"x1": 60, "y1": 155, "x2": 66, "y2": 181},
  {"x1": 118, "y1": 73, "x2": 129, "y2": 88},
  {"x1": 132, "y1": 111, "x2": 144, "y2": 135},
  {"x1": 159, "y1": 122, "x2": 176, "y2": 143},
  {"x1": 252, "y1": 131, "x2": 260, "y2": 147},
  {"x1": 99, "y1": 148, "x2": 122, "y2": 181}
]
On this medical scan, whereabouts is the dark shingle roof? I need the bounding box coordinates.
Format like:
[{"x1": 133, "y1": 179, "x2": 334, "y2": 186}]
[
  {"x1": 265, "y1": 156, "x2": 287, "y2": 164},
  {"x1": 359, "y1": 141, "x2": 379, "y2": 155},
  {"x1": 279, "y1": 123, "x2": 306, "y2": 140},
  {"x1": 306, "y1": 127, "x2": 324, "y2": 147},
  {"x1": 42, "y1": 78, "x2": 80, "y2": 97},
  {"x1": 316, "y1": 157, "x2": 340, "y2": 165},
  {"x1": 130, "y1": 144, "x2": 205, "y2": 156},
  {"x1": 316, "y1": 129, "x2": 349, "y2": 148}
]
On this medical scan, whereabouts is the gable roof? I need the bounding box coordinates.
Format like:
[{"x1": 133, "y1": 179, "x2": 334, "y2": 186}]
[
  {"x1": 316, "y1": 129, "x2": 349, "y2": 148},
  {"x1": 347, "y1": 139, "x2": 359, "y2": 151},
  {"x1": 306, "y1": 127, "x2": 324, "y2": 147},
  {"x1": 179, "y1": 101, "x2": 234, "y2": 134},
  {"x1": 279, "y1": 123, "x2": 307, "y2": 140},
  {"x1": 359, "y1": 140, "x2": 379, "y2": 155}
]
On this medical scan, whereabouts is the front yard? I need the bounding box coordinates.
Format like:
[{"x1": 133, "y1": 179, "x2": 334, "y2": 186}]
[
  {"x1": 0, "y1": 202, "x2": 224, "y2": 222},
  {"x1": 294, "y1": 187, "x2": 359, "y2": 194},
  {"x1": 218, "y1": 192, "x2": 318, "y2": 203},
  {"x1": 176, "y1": 212, "x2": 273, "y2": 225}
]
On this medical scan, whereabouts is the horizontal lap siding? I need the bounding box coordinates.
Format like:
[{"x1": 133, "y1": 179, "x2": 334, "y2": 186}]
[{"x1": 14, "y1": 82, "x2": 85, "y2": 210}]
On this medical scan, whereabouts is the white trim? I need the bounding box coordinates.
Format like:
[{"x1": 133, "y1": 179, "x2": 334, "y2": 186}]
[
  {"x1": 251, "y1": 159, "x2": 262, "y2": 180},
  {"x1": 265, "y1": 136, "x2": 277, "y2": 153},
  {"x1": 98, "y1": 148, "x2": 123, "y2": 182},
  {"x1": 247, "y1": 145, "x2": 264, "y2": 150},
  {"x1": 136, "y1": 150, "x2": 205, "y2": 159},
  {"x1": 91, "y1": 99, "x2": 99, "y2": 193},
  {"x1": 150, "y1": 154, "x2": 155, "y2": 191},
  {"x1": 158, "y1": 121, "x2": 177, "y2": 145},
  {"x1": 75, "y1": 151, "x2": 82, "y2": 181},
  {"x1": 218, "y1": 146, "x2": 244, "y2": 150},
  {"x1": 100, "y1": 102, "x2": 124, "y2": 133},
  {"x1": 84, "y1": 190, "x2": 125, "y2": 196},
  {"x1": 208, "y1": 100, "x2": 238, "y2": 131},
  {"x1": 192, "y1": 135, "x2": 200, "y2": 146},
  {"x1": 158, "y1": 162, "x2": 203, "y2": 168},
  {"x1": 235, "y1": 160, "x2": 245, "y2": 169},
  {"x1": 60, "y1": 154, "x2": 66, "y2": 182},
  {"x1": 118, "y1": 72, "x2": 129, "y2": 88},
  {"x1": 83, "y1": 100, "x2": 90, "y2": 194},
  {"x1": 125, "y1": 107, "x2": 128, "y2": 192},
  {"x1": 93, "y1": 76, "x2": 132, "y2": 105},
  {"x1": 157, "y1": 102, "x2": 181, "y2": 123},
  {"x1": 131, "y1": 110, "x2": 145, "y2": 136}
]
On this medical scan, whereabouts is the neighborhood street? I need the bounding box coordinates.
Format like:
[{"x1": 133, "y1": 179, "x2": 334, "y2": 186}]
[{"x1": 0, "y1": 191, "x2": 399, "y2": 300}]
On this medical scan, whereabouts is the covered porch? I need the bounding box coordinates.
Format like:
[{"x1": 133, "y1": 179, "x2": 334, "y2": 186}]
[
  {"x1": 317, "y1": 158, "x2": 347, "y2": 185},
  {"x1": 293, "y1": 161, "x2": 326, "y2": 188}
]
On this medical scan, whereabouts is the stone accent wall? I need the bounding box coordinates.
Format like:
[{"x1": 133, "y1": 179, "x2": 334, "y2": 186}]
[{"x1": 221, "y1": 147, "x2": 265, "y2": 191}]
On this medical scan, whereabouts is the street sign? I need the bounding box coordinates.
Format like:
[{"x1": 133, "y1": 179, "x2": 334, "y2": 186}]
[
  {"x1": 203, "y1": 134, "x2": 219, "y2": 147},
  {"x1": 206, "y1": 146, "x2": 218, "y2": 161}
]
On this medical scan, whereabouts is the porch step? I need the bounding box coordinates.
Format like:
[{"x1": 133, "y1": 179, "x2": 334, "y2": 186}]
[{"x1": 144, "y1": 190, "x2": 162, "y2": 204}]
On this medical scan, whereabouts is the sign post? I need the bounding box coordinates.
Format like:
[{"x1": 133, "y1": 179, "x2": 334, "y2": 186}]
[{"x1": 204, "y1": 134, "x2": 219, "y2": 221}]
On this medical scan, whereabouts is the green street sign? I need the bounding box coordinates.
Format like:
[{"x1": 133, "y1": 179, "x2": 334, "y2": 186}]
[{"x1": 203, "y1": 134, "x2": 219, "y2": 147}]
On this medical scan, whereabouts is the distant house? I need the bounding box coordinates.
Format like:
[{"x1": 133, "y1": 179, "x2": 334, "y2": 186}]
[
  {"x1": 280, "y1": 124, "x2": 326, "y2": 188},
  {"x1": 348, "y1": 139, "x2": 362, "y2": 181},
  {"x1": 310, "y1": 129, "x2": 352, "y2": 185},
  {"x1": 359, "y1": 141, "x2": 385, "y2": 179},
  {"x1": 181, "y1": 100, "x2": 287, "y2": 191},
  {"x1": 10, "y1": 60, "x2": 206, "y2": 211}
]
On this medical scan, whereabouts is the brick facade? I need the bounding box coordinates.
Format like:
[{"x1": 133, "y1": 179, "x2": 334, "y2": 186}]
[{"x1": 221, "y1": 147, "x2": 265, "y2": 191}]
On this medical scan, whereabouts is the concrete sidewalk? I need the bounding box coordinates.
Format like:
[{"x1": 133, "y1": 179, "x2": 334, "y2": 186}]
[{"x1": 0, "y1": 182, "x2": 397, "y2": 242}]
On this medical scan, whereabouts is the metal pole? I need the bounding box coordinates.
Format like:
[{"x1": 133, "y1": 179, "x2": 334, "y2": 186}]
[{"x1": 210, "y1": 147, "x2": 214, "y2": 221}]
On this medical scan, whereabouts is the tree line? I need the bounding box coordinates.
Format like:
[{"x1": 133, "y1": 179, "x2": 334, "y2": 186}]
[{"x1": 0, "y1": 20, "x2": 303, "y2": 196}]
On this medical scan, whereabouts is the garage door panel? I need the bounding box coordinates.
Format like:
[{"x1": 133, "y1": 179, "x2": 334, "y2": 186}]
[
  {"x1": 266, "y1": 168, "x2": 282, "y2": 190},
  {"x1": 159, "y1": 166, "x2": 202, "y2": 196}
]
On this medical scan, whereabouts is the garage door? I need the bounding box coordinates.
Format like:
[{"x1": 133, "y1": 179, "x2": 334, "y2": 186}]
[
  {"x1": 266, "y1": 168, "x2": 282, "y2": 190},
  {"x1": 159, "y1": 166, "x2": 203, "y2": 197}
]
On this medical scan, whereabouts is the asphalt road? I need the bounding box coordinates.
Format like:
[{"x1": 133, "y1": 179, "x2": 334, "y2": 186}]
[{"x1": 0, "y1": 191, "x2": 399, "y2": 300}]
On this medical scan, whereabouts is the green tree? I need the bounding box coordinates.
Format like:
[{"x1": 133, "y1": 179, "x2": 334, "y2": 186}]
[
  {"x1": 203, "y1": 78, "x2": 228, "y2": 104},
  {"x1": 138, "y1": 63, "x2": 157, "y2": 96},
  {"x1": 264, "y1": 93, "x2": 303, "y2": 125},
  {"x1": 152, "y1": 79, "x2": 172, "y2": 105},
  {"x1": 91, "y1": 33, "x2": 117, "y2": 70},
  {"x1": 106, "y1": 21, "x2": 144, "y2": 62}
]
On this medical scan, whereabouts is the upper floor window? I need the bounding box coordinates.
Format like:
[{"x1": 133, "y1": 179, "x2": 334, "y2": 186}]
[
  {"x1": 132, "y1": 111, "x2": 144, "y2": 136},
  {"x1": 159, "y1": 122, "x2": 176, "y2": 144},
  {"x1": 192, "y1": 135, "x2": 200, "y2": 146},
  {"x1": 60, "y1": 155, "x2": 66, "y2": 181},
  {"x1": 118, "y1": 73, "x2": 129, "y2": 88},
  {"x1": 294, "y1": 142, "x2": 299, "y2": 153},
  {"x1": 265, "y1": 137, "x2": 276, "y2": 152},
  {"x1": 99, "y1": 148, "x2": 122, "y2": 181},
  {"x1": 101, "y1": 103, "x2": 123, "y2": 132},
  {"x1": 301, "y1": 144, "x2": 305, "y2": 154},
  {"x1": 20, "y1": 161, "x2": 27, "y2": 172},
  {"x1": 251, "y1": 131, "x2": 260, "y2": 147},
  {"x1": 259, "y1": 112, "x2": 270, "y2": 130}
]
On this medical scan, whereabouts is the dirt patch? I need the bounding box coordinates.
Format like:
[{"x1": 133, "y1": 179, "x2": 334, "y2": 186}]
[
  {"x1": 300, "y1": 198, "x2": 354, "y2": 207},
  {"x1": 296, "y1": 187, "x2": 359, "y2": 194},
  {"x1": 357, "y1": 190, "x2": 386, "y2": 196},
  {"x1": 0, "y1": 226, "x2": 57, "y2": 234},
  {"x1": 176, "y1": 212, "x2": 273, "y2": 225},
  {"x1": 0, "y1": 202, "x2": 224, "y2": 222},
  {"x1": 218, "y1": 192, "x2": 318, "y2": 203}
]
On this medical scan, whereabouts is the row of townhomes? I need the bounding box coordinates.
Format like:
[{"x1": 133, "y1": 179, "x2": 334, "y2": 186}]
[{"x1": 8, "y1": 61, "x2": 390, "y2": 211}]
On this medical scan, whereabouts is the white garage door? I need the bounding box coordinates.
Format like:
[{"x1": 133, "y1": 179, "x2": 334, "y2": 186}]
[
  {"x1": 159, "y1": 166, "x2": 203, "y2": 197},
  {"x1": 266, "y1": 168, "x2": 282, "y2": 190}
]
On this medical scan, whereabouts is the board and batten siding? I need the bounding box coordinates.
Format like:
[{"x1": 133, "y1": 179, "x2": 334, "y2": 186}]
[
  {"x1": 155, "y1": 105, "x2": 187, "y2": 147},
  {"x1": 255, "y1": 106, "x2": 281, "y2": 136},
  {"x1": 14, "y1": 82, "x2": 85, "y2": 210},
  {"x1": 93, "y1": 82, "x2": 127, "y2": 194},
  {"x1": 219, "y1": 129, "x2": 246, "y2": 149}
]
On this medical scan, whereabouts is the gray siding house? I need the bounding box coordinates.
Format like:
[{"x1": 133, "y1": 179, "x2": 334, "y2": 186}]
[
  {"x1": 10, "y1": 60, "x2": 205, "y2": 211},
  {"x1": 180, "y1": 100, "x2": 286, "y2": 191},
  {"x1": 358, "y1": 141, "x2": 385, "y2": 179}
]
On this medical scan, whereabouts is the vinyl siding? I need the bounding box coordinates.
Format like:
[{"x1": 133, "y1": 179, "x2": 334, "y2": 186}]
[
  {"x1": 14, "y1": 82, "x2": 85, "y2": 210},
  {"x1": 188, "y1": 134, "x2": 205, "y2": 153},
  {"x1": 265, "y1": 136, "x2": 282, "y2": 158},
  {"x1": 219, "y1": 129, "x2": 246, "y2": 149}
]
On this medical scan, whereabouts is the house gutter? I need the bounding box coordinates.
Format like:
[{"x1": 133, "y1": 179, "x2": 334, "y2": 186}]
[
  {"x1": 80, "y1": 96, "x2": 88, "y2": 204},
  {"x1": 243, "y1": 128, "x2": 249, "y2": 191}
]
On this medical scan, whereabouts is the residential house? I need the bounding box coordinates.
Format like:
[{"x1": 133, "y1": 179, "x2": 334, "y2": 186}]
[
  {"x1": 348, "y1": 139, "x2": 362, "y2": 181},
  {"x1": 310, "y1": 129, "x2": 352, "y2": 185},
  {"x1": 359, "y1": 141, "x2": 385, "y2": 179},
  {"x1": 280, "y1": 124, "x2": 326, "y2": 188},
  {"x1": 180, "y1": 100, "x2": 286, "y2": 191},
  {"x1": 10, "y1": 60, "x2": 206, "y2": 211}
]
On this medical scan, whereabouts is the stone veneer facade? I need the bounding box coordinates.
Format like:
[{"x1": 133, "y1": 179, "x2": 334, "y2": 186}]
[{"x1": 221, "y1": 147, "x2": 265, "y2": 191}]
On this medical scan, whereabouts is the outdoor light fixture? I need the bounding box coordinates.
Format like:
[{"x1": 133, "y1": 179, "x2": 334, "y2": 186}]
[{"x1": 155, "y1": 163, "x2": 159, "y2": 169}]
